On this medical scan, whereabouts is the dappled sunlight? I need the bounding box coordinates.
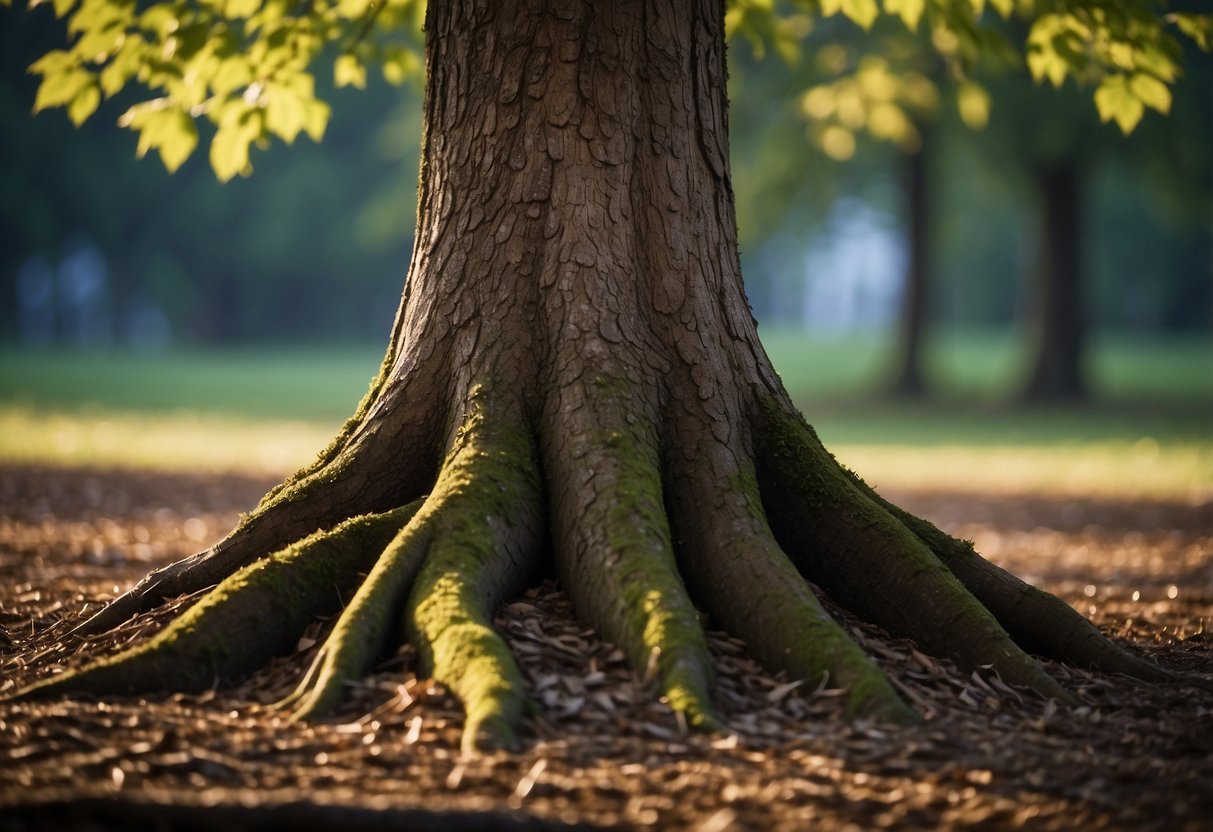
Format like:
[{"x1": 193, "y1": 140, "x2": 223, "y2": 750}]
[
  {"x1": 1, "y1": 403, "x2": 1208, "y2": 500},
  {"x1": 0, "y1": 406, "x2": 336, "y2": 476},
  {"x1": 833, "y1": 441, "x2": 1213, "y2": 501}
]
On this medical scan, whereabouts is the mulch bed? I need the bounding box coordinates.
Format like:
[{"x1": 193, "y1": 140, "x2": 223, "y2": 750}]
[{"x1": 0, "y1": 464, "x2": 1210, "y2": 831}]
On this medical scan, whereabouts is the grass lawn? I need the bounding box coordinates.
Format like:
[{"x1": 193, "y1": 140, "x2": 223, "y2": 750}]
[{"x1": 1, "y1": 330, "x2": 1209, "y2": 498}]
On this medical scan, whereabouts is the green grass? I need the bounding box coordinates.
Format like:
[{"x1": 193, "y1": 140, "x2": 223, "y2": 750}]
[
  {"x1": 0, "y1": 347, "x2": 381, "y2": 422},
  {"x1": 1, "y1": 331, "x2": 1209, "y2": 497},
  {"x1": 760, "y1": 328, "x2": 1213, "y2": 402}
]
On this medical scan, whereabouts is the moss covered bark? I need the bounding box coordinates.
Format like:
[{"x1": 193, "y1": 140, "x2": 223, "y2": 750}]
[
  {"x1": 405, "y1": 399, "x2": 545, "y2": 752},
  {"x1": 19, "y1": 504, "x2": 422, "y2": 700}
]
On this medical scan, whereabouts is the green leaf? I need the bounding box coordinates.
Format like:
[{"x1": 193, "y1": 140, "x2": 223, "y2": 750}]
[
  {"x1": 1094, "y1": 74, "x2": 1144, "y2": 133},
  {"x1": 334, "y1": 54, "x2": 366, "y2": 89},
  {"x1": 210, "y1": 103, "x2": 262, "y2": 181},
  {"x1": 1026, "y1": 47, "x2": 1067, "y2": 87},
  {"x1": 264, "y1": 83, "x2": 307, "y2": 143},
  {"x1": 884, "y1": 0, "x2": 924, "y2": 31},
  {"x1": 839, "y1": 0, "x2": 878, "y2": 30},
  {"x1": 818, "y1": 124, "x2": 856, "y2": 160},
  {"x1": 118, "y1": 101, "x2": 196, "y2": 171},
  {"x1": 154, "y1": 109, "x2": 198, "y2": 171},
  {"x1": 723, "y1": 6, "x2": 745, "y2": 40},
  {"x1": 1133, "y1": 44, "x2": 1179, "y2": 84},
  {"x1": 121, "y1": 102, "x2": 199, "y2": 172},
  {"x1": 303, "y1": 98, "x2": 330, "y2": 142},
  {"x1": 100, "y1": 40, "x2": 144, "y2": 97},
  {"x1": 381, "y1": 45, "x2": 421, "y2": 85},
  {"x1": 33, "y1": 68, "x2": 92, "y2": 114},
  {"x1": 28, "y1": 49, "x2": 76, "y2": 78},
  {"x1": 1130, "y1": 73, "x2": 1171, "y2": 115},
  {"x1": 956, "y1": 80, "x2": 990, "y2": 130},
  {"x1": 1170, "y1": 13, "x2": 1213, "y2": 52},
  {"x1": 867, "y1": 101, "x2": 914, "y2": 145},
  {"x1": 66, "y1": 82, "x2": 101, "y2": 125},
  {"x1": 1026, "y1": 14, "x2": 1081, "y2": 88},
  {"x1": 51, "y1": 0, "x2": 77, "y2": 17},
  {"x1": 988, "y1": 0, "x2": 1013, "y2": 18},
  {"x1": 337, "y1": 0, "x2": 371, "y2": 19},
  {"x1": 138, "y1": 5, "x2": 180, "y2": 40},
  {"x1": 211, "y1": 56, "x2": 253, "y2": 97},
  {"x1": 76, "y1": 26, "x2": 126, "y2": 63}
]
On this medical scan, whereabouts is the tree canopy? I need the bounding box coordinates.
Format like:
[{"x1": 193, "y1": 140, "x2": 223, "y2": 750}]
[{"x1": 14, "y1": 0, "x2": 1211, "y2": 179}]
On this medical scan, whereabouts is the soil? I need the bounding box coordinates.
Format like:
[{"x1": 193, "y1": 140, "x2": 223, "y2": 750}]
[{"x1": 0, "y1": 463, "x2": 1210, "y2": 831}]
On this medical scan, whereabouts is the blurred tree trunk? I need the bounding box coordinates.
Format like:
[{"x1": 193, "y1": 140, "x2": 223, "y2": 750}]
[
  {"x1": 888, "y1": 132, "x2": 930, "y2": 397},
  {"x1": 1023, "y1": 161, "x2": 1086, "y2": 401}
]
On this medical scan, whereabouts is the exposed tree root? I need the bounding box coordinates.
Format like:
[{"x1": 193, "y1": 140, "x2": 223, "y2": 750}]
[
  {"x1": 666, "y1": 451, "x2": 913, "y2": 722},
  {"x1": 19, "y1": 385, "x2": 1200, "y2": 749},
  {"x1": 756, "y1": 399, "x2": 1075, "y2": 704},
  {"x1": 65, "y1": 364, "x2": 441, "y2": 642},
  {"x1": 805, "y1": 421, "x2": 1202, "y2": 688},
  {"x1": 18, "y1": 504, "x2": 423, "y2": 700},
  {"x1": 404, "y1": 401, "x2": 545, "y2": 753},
  {"x1": 14, "y1": 382, "x2": 1196, "y2": 751},
  {"x1": 880, "y1": 498, "x2": 1197, "y2": 684},
  {"x1": 284, "y1": 510, "x2": 436, "y2": 719},
  {"x1": 545, "y1": 382, "x2": 721, "y2": 731}
]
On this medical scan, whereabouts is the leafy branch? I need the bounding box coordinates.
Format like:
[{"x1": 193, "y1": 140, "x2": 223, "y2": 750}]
[
  {"x1": 19, "y1": 0, "x2": 423, "y2": 179},
  {"x1": 13, "y1": 0, "x2": 1210, "y2": 177}
]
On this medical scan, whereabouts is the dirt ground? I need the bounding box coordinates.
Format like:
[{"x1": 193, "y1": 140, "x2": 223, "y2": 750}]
[{"x1": 0, "y1": 463, "x2": 1210, "y2": 831}]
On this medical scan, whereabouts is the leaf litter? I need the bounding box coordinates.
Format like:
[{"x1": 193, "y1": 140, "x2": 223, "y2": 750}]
[{"x1": 0, "y1": 464, "x2": 1210, "y2": 830}]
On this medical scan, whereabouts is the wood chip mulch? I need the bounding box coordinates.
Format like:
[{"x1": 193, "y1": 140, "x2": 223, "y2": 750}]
[{"x1": 0, "y1": 464, "x2": 1210, "y2": 831}]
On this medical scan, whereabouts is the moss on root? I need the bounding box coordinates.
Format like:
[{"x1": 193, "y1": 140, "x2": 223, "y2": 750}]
[
  {"x1": 287, "y1": 510, "x2": 437, "y2": 720},
  {"x1": 756, "y1": 396, "x2": 1073, "y2": 704},
  {"x1": 599, "y1": 429, "x2": 720, "y2": 730},
  {"x1": 23, "y1": 376, "x2": 1167, "y2": 758},
  {"x1": 17, "y1": 504, "x2": 422, "y2": 701},
  {"x1": 406, "y1": 398, "x2": 544, "y2": 753},
  {"x1": 838, "y1": 474, "x2": 1182, "y2": 684},
  {"x1": 672, "y1": 462, "x2": 914, "y2": 723}
]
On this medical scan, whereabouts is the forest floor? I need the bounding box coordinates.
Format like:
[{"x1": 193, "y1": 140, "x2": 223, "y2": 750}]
[{"x1": 0, "y1": 463, "x2": 1210, "y2": 831}]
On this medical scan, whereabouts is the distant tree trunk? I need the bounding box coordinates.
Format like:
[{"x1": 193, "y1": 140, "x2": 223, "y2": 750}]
[
  {"x1": 1023, "y1": 161, "x2": 1086, "y2": 401},
  {"x1": 888, "y1": 133, "x2": 930, "y2": 397}
]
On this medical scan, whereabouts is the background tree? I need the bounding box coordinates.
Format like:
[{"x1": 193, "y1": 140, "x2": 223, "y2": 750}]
[
  {"x1": 781, "y1": 2, "x2": 1210, "y2": 401},
  {"x1": 793, "y1": 34, "x2": 957, "y2": 396},
  {"x1": 10, "y1": 0, "x2": 1212, "y2": 753}
]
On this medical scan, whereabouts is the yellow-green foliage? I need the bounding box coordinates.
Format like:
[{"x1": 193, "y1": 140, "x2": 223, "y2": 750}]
[
  {"x1": 728, "y1": 1, "x2": 1211, "y2": 159},
  {"x1": 23, "y1": 0, "x2": 424, "y2": 179},
  {"x1": 18, "y1": 0, "x2": 1208, "y2": 177}
]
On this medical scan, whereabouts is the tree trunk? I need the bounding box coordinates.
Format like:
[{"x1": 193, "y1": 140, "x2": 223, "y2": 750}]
[
  {"x1": 1022, "y1": 160, "x2": 1086, "y2": 401},
  {"x1": 888, "y1": 132, "x2": 930, "y2": 397},
  {"x1": 17, "y1": 0, "x2": 1179, "y2": 752}
]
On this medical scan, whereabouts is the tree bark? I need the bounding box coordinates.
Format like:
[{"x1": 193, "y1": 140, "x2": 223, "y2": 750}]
[{"x1": 1022, "y1": 160, "x2": 1086, "y2": 401}]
